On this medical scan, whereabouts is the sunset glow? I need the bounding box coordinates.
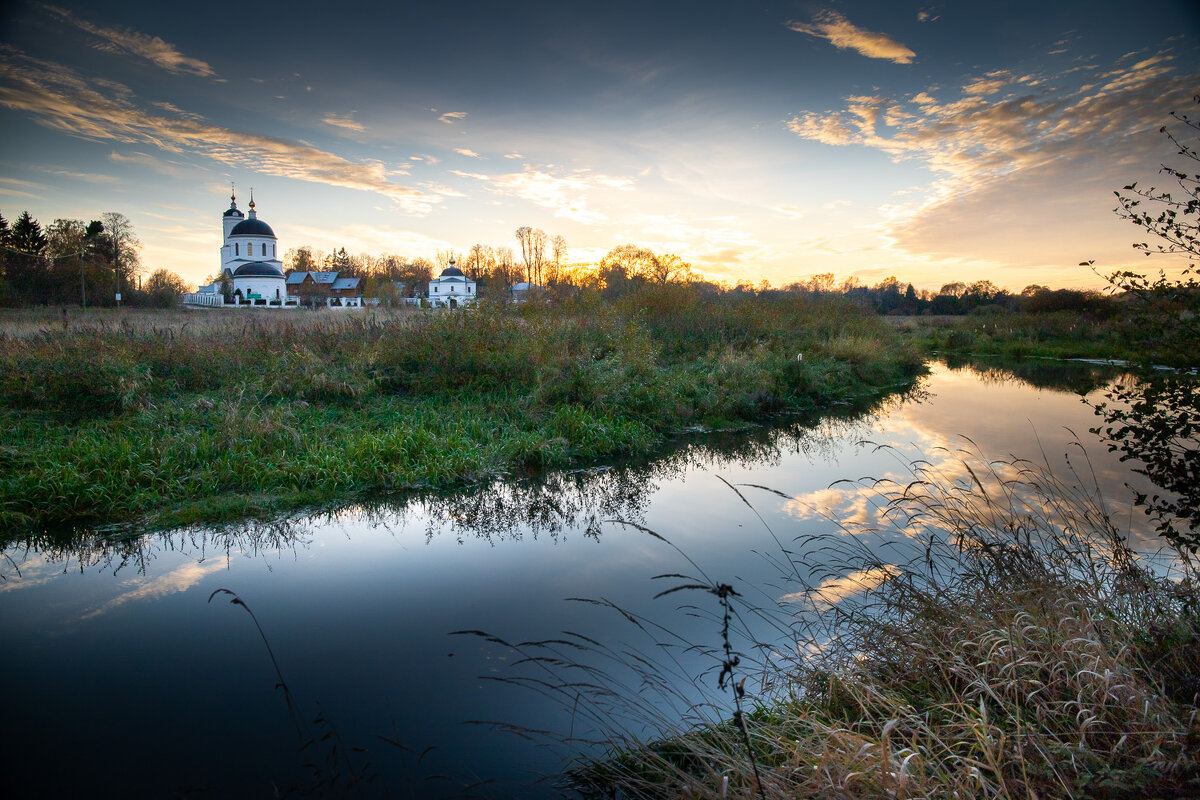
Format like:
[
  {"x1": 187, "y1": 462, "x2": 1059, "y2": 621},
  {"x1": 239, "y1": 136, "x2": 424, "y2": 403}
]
[{"x1": 1, "y1": 0, "x2": 1197, "y2": 290}]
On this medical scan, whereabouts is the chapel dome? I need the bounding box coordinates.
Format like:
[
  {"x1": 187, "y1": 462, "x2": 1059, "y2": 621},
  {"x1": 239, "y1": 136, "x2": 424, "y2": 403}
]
[
  {"x1": 439, "y1": 266, "x2": 465, "y2": 277},
  {"x1": 233, "y1": 261, "x2": 284, "y2": 278},
  {"x1": 230, "y1": 218, "x2": 276, "y2": 237},
  {"x1": 224, "y1": 206, "x2": 244, "y2": 218}
]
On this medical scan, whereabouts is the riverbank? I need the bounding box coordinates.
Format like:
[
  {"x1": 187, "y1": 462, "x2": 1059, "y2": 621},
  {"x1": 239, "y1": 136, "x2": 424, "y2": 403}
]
[
  {"x1": 560, "y1": 451, "x2": 1200, "y2": 799},
  {"x1": 888, "y1": 310, "x2": 1196, "y2": 368},
  {"x1": 0, "y1": 290, "x2": 924, "y2": 534}
]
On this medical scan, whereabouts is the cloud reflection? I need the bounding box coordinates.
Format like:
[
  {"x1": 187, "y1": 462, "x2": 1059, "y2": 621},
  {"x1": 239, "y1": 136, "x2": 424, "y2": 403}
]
[{"x1": 80, "y1": 560, "x2": 226, "y2": 619}]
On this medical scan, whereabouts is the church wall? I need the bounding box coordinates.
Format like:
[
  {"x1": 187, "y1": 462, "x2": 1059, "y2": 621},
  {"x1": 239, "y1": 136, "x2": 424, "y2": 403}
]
[{"x1": 234, "y1": 275, "x2": 287, "y2": 301}]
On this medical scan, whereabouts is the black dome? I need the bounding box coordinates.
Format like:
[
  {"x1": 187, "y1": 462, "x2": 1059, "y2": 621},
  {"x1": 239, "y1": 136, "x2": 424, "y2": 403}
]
[
  {"x1": 230, "y1": 218, "x2": 276, "y2": 237},
  {"x1": 439, "y1": 266, "x2": 465, "y2": 277},
  {"x1": 233, "y1": 262, "x2": 283, "y2": 278},
  {"x1": 224, "y1": 207, "x2": 244, "y2": 218}
]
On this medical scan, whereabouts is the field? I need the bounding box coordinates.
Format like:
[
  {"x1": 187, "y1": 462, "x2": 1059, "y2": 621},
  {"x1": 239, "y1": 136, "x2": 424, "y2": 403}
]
[{"x1": 0, "y1": 290, "x2": 924, "y2": 534}]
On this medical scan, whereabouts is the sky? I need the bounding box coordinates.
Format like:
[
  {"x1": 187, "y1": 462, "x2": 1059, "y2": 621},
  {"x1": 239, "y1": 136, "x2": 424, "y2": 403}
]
[{"x1": 1, "y1": 0, "x2": 1198, "y2": 291}]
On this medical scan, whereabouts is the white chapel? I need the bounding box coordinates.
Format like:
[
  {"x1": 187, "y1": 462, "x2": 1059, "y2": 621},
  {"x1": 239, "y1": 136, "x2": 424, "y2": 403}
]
[{"x1": 217, "y1": 191, "x2": 286, "y2": 304}]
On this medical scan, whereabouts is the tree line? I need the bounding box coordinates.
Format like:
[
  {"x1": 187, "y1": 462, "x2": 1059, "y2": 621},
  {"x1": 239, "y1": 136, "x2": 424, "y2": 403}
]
[
  {"x1": 277, "y1": 228, "x2": 706, "y2": 303},
  {"x1": 278, "y1": 226, "x2": 1121, "y2": 316},
  {"x1": 0, "y1": 209, "x2": 1132, "y2": 317},
  {"x1": 0, "y1": 209, "x2": 188, "y2": 307},
  {"x1": 779, "y1": 274, "x2": 1122, "y2": 317}
]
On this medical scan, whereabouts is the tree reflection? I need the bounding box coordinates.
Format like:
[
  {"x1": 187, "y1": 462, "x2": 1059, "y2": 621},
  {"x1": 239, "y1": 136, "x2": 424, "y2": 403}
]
[
  {"x1": 939, "y1": 355, "x2": 1123, "y2": 395},
  {"x1": 0, "y1": 516, "x2": 313, "y2": 579},
  {"x1": 1, "y1": 389, "x2": 908, "y2": 577}
]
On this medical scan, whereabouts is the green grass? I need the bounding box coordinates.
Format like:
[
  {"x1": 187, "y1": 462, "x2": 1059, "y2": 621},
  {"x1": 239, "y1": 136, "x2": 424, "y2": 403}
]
[
  {"x1": 890, "y1": 311, "x2": 1142, "y2": 363},
  {"x1": 0, "y1": 290, "x2": 924, "y2": 534}
]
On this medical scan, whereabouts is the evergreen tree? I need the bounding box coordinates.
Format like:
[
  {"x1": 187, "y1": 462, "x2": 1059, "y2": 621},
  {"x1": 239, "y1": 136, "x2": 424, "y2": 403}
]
[
  {"x1": 8, "y1": 211, "x2": 48, "y2": 302},
  {"x1": 11, "y1": 211, "x2": 47, "y2": 254}
]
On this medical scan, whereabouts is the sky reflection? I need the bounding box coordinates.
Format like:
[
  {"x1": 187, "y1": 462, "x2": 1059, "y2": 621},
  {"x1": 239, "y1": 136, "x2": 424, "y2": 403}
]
[{"x1": 0, "y1": 359, "x2": 1175, "y2": 796}]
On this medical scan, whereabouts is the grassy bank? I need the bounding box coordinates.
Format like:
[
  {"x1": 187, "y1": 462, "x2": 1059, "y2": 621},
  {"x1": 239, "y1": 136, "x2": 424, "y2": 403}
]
[
  {"x1": 889, "y1": 311, "x2": 1143, "y2": 363},
  {"x1": 0, "y1": 290, "x2": 923, "y2": 533},
  {"x1": 535, "y1": 451, "x2": 1200, "y2": 798}
]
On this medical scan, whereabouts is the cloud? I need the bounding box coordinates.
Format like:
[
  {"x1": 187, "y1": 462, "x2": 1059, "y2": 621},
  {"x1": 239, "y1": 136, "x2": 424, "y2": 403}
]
[
  {"x1": 109, "y1": 150, "x2": 187, "y2": 176},
  {"x1": 962, "y1": 72, "x2": 1009, "y2": 95},
  {"x1": 633, "y1": 213, "x2": 756, "y2": 263},
  {"x1": 786, "y1": 50, "x2": 1197, "y2": 270},
  {"x1": 438, "y1": 111, "x2": 467, "y2": 123},
  {"x1": 288, "y1": 222, "x2": 452, "y2": 257},
  {"x1": 0, "y1": 176, "x2": 46, "y2": 190},
  {"x1": 786, "y1": 10, "x2": 916, "y2": 64},
  {"x1": 0, "y1": 47, "x2": 438, "y2": 213},
  {"x1": 503, "y1": 152, "x2": 524, "y2": 159},
  {"x1": 323, "y1": 112, "x2": 364, "y2": 132},
  {"x1": 39, "y1": 167, "x2": 120, "y2": 183},
  {"x1": 44, "y1": 5, "x2": 215, "y2": 77},
  {"x1": 453, "y1": 147, "x2": 480, "y2": 158},
  {"x1": 420, "y1": 181, "x2": 466, "y2": 198},
  {"x1": 453, "y1": 165, "x2": 633, "y2": 224},
  {"x1": 0, "y1": 176, "x2": 45, "y2": 199},
  {"x1": 773, "y1": 204, "x2": 805, "y2": 218}
]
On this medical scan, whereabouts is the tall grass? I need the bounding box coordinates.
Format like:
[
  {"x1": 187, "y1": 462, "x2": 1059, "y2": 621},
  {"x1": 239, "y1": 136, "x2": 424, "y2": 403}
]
[
  {"x1": 0, "y1": 294, "x2": 923, "y2": 533},
  {"x1": 893, "y1": 312, "x2": 1138, "y2": 362},
  {"x1": 470, "y1": 444, "x2": 1200, "y2": 798}
]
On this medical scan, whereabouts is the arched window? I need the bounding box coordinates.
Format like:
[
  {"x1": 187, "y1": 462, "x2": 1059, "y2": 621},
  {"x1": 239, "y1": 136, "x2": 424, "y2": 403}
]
[
  {"x1": 234, "y1": 243, "x2": 239, "y2": 255},
  {"x1": 272, "y1": 244, "x2": 276, "y2": 257},
  {"x1": 249, "y1": 242, "x2": 255, "y2": 256}
]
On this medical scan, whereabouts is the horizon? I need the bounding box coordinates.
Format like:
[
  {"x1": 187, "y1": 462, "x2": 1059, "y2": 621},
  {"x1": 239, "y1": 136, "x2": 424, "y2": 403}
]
[{"x1": 1, "y1": 0, "x2": 1198, "y2": 293}]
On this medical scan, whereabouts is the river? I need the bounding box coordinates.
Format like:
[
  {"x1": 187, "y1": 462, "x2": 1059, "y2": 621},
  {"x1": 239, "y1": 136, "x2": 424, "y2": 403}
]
[{"x1": 0, "y1": 360, "x2": 1172, "y2": 798}]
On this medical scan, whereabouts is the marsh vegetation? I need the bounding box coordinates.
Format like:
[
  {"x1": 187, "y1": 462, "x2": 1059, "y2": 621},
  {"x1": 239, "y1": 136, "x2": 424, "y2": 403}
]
[{"x1": 0, "y1": 289, "x2": 923, "y2": 534}]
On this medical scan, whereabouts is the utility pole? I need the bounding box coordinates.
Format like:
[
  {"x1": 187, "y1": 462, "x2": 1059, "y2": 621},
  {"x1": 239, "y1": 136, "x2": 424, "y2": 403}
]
[{"x1": 114, "y1": 238, "x2": 121, "y2": 307}]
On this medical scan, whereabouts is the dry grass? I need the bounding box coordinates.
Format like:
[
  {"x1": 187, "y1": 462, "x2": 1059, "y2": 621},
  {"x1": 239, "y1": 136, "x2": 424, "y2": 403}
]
[
  {"x1": 0, "y1": 295, "x2": 924, "y2": 532},
  {"x1": 0, "y1": 305, "x2": 420, "y2": 340},
  {"x1": 476, "y1": 444, "x2": 1200, "y2": 798}
]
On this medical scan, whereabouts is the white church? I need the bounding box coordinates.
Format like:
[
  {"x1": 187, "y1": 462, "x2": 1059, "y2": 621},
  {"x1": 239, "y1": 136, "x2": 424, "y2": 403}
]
[
  {"x1": 427, "y1": 259, "x2": 477, "y2": 308},
  {"x1": 184, "y1": 190, "x2": 477, "y2": 310},
  {"x1": 188, "y1": 191, "x2": 291, "y2": 306}
]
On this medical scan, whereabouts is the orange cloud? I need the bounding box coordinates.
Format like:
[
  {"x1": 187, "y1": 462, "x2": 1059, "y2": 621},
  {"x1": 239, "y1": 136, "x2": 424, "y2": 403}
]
[
  {"x1": 787, "y1": 11, "x2": 916, "y2": 64},
  {"x1": 452, "y1": 165, "x2": 632, "y2": 224},
  {"x1": 785, "y1": 50, "x2": 1196, "y2": 272},
  {"x1": 44, "y1": 5, "x2": 215, "y2": 77},
  {"x1": 0, "y1": 47, "x2": 437, "y2": 213},
  {"x1": 323, "y1": 112, "x2": 365, "y2": 132}
]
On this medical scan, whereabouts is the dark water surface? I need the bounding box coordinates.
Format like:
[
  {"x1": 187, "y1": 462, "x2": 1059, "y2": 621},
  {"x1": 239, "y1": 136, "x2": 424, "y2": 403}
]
[{"x1": 1, "y1": 362, "x2": 1168, "y2": 798}]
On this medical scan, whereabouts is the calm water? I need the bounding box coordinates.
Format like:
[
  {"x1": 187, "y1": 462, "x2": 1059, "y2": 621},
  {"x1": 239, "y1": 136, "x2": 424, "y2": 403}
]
[{"x1": 0, "y1": 361, "x2": 1168, "y2": 798}]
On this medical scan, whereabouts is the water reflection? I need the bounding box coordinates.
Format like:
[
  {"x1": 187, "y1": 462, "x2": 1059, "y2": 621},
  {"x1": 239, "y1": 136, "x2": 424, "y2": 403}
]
[
  {"x1": 0, "y1": 515, "x2": 313, "y2": 584},
  {"x1": 0, "y1": 358, "x2": 1178, "y2": 798},
  {"x1": 2, "y1": 387, "x2": 910, "y2": 581},
  {"x1": 940, "y1": 354, "x2": 1123, "y2": 394}
]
